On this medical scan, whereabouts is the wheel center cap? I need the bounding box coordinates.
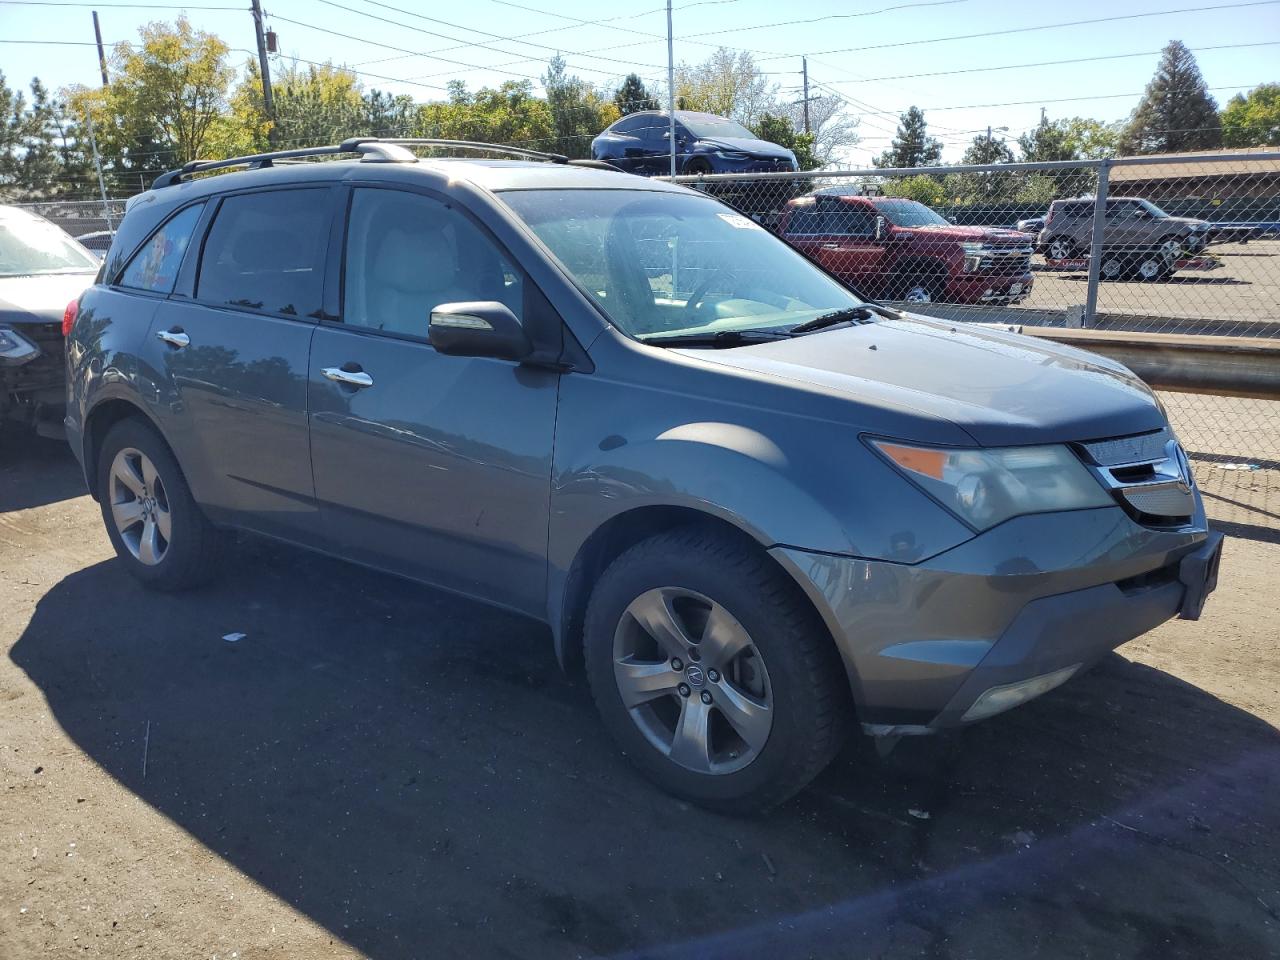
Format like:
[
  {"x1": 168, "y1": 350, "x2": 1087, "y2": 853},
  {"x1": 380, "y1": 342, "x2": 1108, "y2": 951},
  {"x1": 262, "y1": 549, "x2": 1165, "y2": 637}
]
[{"x1": 685, "y1": 664, "x2": 706, "y2": 688}]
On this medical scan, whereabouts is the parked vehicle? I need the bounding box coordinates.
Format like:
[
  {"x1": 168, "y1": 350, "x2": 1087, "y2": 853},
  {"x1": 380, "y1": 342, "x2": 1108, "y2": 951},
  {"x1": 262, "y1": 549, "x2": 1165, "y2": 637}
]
[
  {"x1": 1, "y1": 205, "x2": 99, "y2": 436},
  {"x1": 66, "y1": 139, "x2": 1222, "y2": 812},
  {"x1": 778, "y1": 191, "x2": 1034, "y2": 305},
  {"x1": 591, "y1": 110, "x2": 798, "y2": 176},
  {"x1": 75, "y1": 230, "x2": 117, "y2": 257},
  {"x1": 1038, "y1": 197, "x2": 1211, "y2": 279},
  {"x1": 1015, "y1": 215, "x2": 1046, "y2": 234}
]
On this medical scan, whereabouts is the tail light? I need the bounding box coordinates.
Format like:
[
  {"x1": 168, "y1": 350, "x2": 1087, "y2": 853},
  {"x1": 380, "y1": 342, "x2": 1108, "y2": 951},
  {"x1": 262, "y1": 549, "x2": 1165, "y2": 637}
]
[{"x1": 62, "y1": 298, "x2": 79, "y2": 337}]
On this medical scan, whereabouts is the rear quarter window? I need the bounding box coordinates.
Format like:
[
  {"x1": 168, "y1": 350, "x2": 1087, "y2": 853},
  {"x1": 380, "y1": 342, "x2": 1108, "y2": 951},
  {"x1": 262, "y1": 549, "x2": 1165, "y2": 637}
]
[{"x1": 119, "y1": 203, "x2": 204, "y2": 293}]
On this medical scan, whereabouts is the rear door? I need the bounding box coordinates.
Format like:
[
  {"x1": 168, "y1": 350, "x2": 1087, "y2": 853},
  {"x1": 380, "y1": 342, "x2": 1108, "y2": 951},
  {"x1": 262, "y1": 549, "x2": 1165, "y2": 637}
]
[
  {"x1": 306, "y1": 184, "x2": 560, "y2": 616},
  {"x1": 142, "y1": 185, "x2": 337, "y2": 542}
]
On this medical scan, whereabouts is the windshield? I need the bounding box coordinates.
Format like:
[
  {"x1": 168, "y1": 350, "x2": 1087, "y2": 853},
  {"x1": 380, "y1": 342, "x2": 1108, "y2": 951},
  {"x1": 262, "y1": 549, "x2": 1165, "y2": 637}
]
[
  {"x1": 500, "y1": 189, "x2": 868, "y2": 341},
  {"x1": 1137, "y1": 199, "x2": 1170, "y2": 218},
  {"x1": 876, "y1": 199, "x2": 951, "y2": 227},
  {"x1": 679, "y1": 115, "x2": 757, "y2": 140},
  {"x1": 0, "y1": 214, "x2": 99, "y2": 277}
]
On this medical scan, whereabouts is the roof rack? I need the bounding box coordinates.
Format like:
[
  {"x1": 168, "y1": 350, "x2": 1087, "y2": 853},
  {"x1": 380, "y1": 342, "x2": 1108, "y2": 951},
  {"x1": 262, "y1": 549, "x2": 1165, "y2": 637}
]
[
  {"x1": 151, "y1": 136, "x2": 623, "y2": 189},
  {"x1": 151, "y1": 138, "x2": 415, "y2": 189}
]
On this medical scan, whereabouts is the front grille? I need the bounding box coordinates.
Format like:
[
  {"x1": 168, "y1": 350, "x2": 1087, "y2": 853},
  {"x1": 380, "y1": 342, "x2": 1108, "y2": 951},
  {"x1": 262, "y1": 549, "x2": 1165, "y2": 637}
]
[
  {"x1": 979, "y1": 246, "x2": 1033, "y2": 275},
  {"x1": 1076, "y1": 429, "x2": 1196, "y2": 526},
  {"x1": 3, "y1": 322, "x2": 64, "y2": 394}
]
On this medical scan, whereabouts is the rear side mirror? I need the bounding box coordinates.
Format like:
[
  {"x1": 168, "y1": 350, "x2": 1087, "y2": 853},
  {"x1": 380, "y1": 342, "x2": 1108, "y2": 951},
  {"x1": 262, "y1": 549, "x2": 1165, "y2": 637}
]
[
  {"x1": 874, "y1": 216, "x2": 887, "y2": 241},
  {"x1": 429, "y1": 301, "x2": 532, "y2": 362}
]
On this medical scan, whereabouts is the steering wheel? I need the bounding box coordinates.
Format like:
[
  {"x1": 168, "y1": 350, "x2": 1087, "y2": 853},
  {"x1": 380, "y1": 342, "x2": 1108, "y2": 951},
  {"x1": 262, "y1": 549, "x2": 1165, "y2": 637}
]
[{"x1": 683, "y1": 268, "x2": 728, "y2": 319}]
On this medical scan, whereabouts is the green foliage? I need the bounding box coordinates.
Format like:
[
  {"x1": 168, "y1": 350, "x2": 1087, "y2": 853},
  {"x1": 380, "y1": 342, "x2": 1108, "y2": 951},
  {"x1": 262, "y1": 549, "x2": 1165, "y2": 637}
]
[
  {"x1": 882, "y1": 174, "x2": 945, "y2": 206},
  {"x1": 1120, "y1": 40, "x2": 1222, "y2": 154},
  {"x1": 541, "y1": 56, "x2": 618, "y2": 158},
  {"x1": 1, "y1": 73, "x2": 93, "y2": 199},
  {"x1": 414, "y1": 80, "x2": 553, "y2": 148},
  {"x1": 69, "y1": 16, "x2": 234, "y2": 178},
  {"x1": 875, "y1": 107, "x2": 942, "y2": 169},
  {"x1": 1221, "y1": 83, "x2": 1280, "y2": 147},
  {"x1": 751, "y1": 114, "x2": 818, "y2": 170},
  {"x1": 1014, "y1": 174, "x2": 1061, "y2": 205},
  {"x1": 674, "y1": 48, "x2": 777, "y2": 127},
  {"x1": 1017, "y1": 117, "x2": 1076, "y2": 162},
  {"x1": 614, "y1": 74, "x2": 658, "y2": 116}
]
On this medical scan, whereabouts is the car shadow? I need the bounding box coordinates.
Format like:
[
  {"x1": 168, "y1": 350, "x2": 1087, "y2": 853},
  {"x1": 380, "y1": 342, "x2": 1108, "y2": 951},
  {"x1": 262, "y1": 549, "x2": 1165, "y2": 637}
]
[
  {"x1": 0, "y1": 428, "x2": 87, "y2": 512},
  {"x1": 10, "y1": 541, "x2": 1280, "y2": 959}
]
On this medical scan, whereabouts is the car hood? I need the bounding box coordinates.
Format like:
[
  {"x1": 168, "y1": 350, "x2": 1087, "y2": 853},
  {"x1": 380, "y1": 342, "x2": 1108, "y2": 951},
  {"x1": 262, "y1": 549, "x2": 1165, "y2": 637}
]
[
  {"x1": 699, "y1": 136, "x2": 795, "y2": 160},
  {"x1": 678, "y1": 315, "x2": 1165, "y2": 446},
  {"x1": 1161, "y1": 216, "x2": 1209, "y2": 229},
  {"x1": 0, "y1": 272, "x2": 96, "y2": 325},
  {"x1": 892, "y1": 224, "x2": 1032, "y2": 245}
]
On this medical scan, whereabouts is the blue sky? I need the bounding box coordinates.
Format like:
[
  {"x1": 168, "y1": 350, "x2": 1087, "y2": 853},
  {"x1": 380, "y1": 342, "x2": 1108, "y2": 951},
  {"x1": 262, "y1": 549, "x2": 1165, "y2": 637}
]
[{"x1": 2, "y1": 0, "x2": 1277, "y2": 165}]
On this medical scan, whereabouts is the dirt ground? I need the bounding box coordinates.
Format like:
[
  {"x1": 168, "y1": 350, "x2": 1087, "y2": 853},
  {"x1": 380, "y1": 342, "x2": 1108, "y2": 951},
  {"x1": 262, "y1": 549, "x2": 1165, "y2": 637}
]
[{"x1": 1, "y1": 430, "x2": 1278, "y2": 960}]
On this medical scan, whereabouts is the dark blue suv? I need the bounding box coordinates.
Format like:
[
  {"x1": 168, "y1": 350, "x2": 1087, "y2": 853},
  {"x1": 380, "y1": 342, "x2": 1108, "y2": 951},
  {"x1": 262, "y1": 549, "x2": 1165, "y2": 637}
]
[{"x1": 591, "y1": 111, "x2": 798, "y2": 176}]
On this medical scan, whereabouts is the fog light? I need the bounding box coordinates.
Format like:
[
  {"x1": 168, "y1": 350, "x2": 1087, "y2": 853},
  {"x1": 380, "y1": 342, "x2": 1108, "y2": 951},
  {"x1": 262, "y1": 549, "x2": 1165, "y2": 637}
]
[{"x1": 961, "y1": 664, "x2": 1081, "y2": 722}]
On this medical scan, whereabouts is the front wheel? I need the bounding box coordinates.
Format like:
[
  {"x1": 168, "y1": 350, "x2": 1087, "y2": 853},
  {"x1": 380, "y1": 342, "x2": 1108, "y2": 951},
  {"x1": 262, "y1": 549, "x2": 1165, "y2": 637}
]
[
  {"x1": 97, "y1": 417, "x2": 225, "y2": 590},
  {"x1": 584, "y1": 527, "x2": 848, "y2": 813}
]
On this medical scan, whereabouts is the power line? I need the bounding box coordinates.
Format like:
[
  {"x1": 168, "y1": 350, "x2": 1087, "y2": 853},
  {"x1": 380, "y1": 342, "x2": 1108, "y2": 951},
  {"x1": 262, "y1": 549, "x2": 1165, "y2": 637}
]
[
  {"x1": 0, "y1": 0, "x2": 240, "y2": 7},
  {"x1": 756, "y1": 0, "x2": 1280, "y2": 61},
  {"x1": 681, "y1": 0, "x2": 971, "y2": 40},
  {"x1": 819, "y1": 41, "x2": 1280, "y2": 85}
]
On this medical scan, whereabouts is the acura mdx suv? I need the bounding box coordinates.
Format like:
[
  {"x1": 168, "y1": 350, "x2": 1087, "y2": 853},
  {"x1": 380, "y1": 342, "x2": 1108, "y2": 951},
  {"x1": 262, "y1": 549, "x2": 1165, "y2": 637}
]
[{"x1": 65, "y1": 138, "x2": 1222, "y2": 812}]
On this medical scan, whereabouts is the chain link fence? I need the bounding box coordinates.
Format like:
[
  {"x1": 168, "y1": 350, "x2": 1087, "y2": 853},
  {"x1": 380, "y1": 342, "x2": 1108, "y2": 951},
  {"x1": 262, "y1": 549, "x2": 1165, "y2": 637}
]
[{"x1": 664, "y1": 150, "x2": 1280, "y2": 534}]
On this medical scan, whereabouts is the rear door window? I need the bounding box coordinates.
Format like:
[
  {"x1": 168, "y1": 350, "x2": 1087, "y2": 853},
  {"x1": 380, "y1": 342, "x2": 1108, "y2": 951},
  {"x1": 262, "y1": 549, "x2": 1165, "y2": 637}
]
[
  {"x1": 119, "y1": 203, "x2": 204, "y2": 293},
  {"x1": 196, "y1": 189, "x2": 331, "y2": 318}
]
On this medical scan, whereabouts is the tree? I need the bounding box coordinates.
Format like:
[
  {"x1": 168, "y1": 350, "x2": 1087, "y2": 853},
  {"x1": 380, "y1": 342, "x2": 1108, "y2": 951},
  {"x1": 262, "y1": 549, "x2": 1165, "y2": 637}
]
[
  {"x1": 66, "y1": 17, "x2": 234, "y2": 181},
  {"x1": 882, "y1": 173, "x2": 945, "y2": 206},
  {"x1": 364, "y1": 89, "x2": 417, "y2": 137},
  {"x1": 414, "y1": 80, "x2": 553, "y2": 148},
  {"x1": 614, "y1": 74, "x2": 658, "y2": 116},
  {"x1": 1018, "y1": 116, "x2": 1077, "y2": 162},
  {"x1": 752, "y1": 114, "x2": 817, "y2": 170},
  {"x1": 949, "y1": 132, "x2": 1016, "y2": 203},
  {"x1": 1221, "y1": 83, "x2": 1280, "y2": 147},
  {"x1": 875, "y1": 106, "x2": 942, "y2": 169},
  {"x1": 1, "y1": 73, "x2": 92, "y2": 199},
  {"x1": 1120, "y1": 40, "x2": 1221, "y2": 154},
  {"x1": 776, "y1": 93, "x2": 858, "y2": 167},
  {"x1": 542, "y1": 56, "x2": 618, "y2": 158},
  {"x1": 674, "y1": 48, "x2": 779, "y2": 127}
]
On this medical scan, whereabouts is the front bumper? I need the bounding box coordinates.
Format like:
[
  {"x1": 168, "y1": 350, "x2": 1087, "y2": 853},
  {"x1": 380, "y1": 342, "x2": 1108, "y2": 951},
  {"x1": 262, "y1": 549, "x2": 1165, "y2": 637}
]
[
  {"x1": 772, "y1": 504, "x2": 1217, "y2": 733},
  {"x1": 945, "y1": 271, "x2": 1034, "y2": 304}
]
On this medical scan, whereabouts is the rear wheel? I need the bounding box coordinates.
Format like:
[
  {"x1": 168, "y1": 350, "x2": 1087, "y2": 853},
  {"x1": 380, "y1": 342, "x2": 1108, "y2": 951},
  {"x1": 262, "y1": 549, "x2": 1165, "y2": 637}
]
[
  {"x1": 97, "y1": 418, "x2": 225, "y2": 590},
  {"x1": 684, "y1": 157, "x2": 713, "y2": 176},
  {"x1": 890, "y1": 268, "x2": 946, "y2": 305},
  {"x1": 584, "y1": 527, "x2": 848, "y2": 813}
]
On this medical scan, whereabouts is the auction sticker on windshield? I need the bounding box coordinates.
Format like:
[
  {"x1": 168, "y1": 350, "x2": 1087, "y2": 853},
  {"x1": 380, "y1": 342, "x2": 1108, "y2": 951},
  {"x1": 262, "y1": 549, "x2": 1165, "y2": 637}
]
[{"x1": 718, "y1": 213, "x2": 762, "y2": 230}]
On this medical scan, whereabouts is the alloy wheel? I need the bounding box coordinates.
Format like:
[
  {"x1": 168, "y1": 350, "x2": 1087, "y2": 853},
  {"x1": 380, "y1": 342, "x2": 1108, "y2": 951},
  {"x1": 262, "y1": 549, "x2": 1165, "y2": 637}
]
[
  {"x1": 108, "y1": 447, "x2": 171, "y2": 566},
  {"x1": 903, "y1": 284, "x2": 933, "y2": 304},
  {"x1": 1047, "y1": 238, "x2": 1074, "y2": 260},
  {"x1": 613, "y1": 587, "x2": 773, "y2": 775}
]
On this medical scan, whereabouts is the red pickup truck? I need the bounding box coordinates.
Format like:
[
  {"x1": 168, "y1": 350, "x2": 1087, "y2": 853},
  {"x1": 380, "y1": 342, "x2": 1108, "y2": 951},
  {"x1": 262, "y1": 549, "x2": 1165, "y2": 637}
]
[{"x1": 777, "y1": 192, "x2": 1035, "y2": 305}]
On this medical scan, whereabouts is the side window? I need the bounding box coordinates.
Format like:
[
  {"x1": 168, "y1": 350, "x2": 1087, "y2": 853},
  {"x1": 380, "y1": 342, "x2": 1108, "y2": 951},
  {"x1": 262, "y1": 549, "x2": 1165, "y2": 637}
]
[
  {"x1": 826, "y1": 208, "x2": 877, "y2": 236},
  {"x1": 119, "y1": 203, "x2": 204, "y2": 293},
  {"x1": 612, "y1": 116, "x2": 644, "y2": 136},
  {"x1": 196, "y1": 189, "x2": 330, "y2": 318},
  {"x1": 342, "y1": 188, "x2": 523, "y2": 338}
]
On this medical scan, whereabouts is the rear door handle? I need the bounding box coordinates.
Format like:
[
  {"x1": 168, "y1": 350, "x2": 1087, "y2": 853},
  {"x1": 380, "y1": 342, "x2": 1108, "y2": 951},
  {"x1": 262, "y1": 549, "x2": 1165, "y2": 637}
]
[
  {"x1": 322, "y1": 366, "x2": 374, "y2": 388},
  {"x1": 156, "y1": 328, "x2": 190, "y2": 348},
  {"x1": 820, "y1": 243, "x2": 842, "y2": 250}
]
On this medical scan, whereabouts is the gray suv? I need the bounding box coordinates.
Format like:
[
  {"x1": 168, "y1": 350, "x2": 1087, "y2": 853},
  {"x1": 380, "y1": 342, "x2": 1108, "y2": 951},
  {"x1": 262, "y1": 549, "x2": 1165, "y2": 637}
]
[
  {"x1": 65, "y1": 139, "x2": 1223, "y2": 812},
  {"x1": 1039, "y1": 197, "x2": 1211, "y2": 280}
]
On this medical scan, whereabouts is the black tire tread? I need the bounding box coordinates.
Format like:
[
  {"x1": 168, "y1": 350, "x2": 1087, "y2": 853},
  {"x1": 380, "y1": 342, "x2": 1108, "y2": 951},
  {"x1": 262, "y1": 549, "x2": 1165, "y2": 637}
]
[{"x1": 583, "y1": 524, "x2": 849, "y2": 813}]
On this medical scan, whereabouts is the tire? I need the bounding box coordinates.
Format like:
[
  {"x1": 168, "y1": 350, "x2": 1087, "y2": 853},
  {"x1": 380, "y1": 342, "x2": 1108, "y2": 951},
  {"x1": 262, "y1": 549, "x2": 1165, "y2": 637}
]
[
  {"x1": 96, "y1": 417, "x2": 225, "y2": 590},
  {"x1": 684, "y1": 158, "x2": 712, "y2": 176},
  {"x1": 1133, "y1": 250, "x2": 1174, "y2": 282},
  {"x1": 1099, "y1": 251, "x2": 1131, "y2": 282},
  {"x1": 889, "y1": 268, "x2": 945, "y2": 305},
  {"x1": 583, "y1": 526, "x2": 849, "y2": 814},
  {"x1": 1045, "y1": 236, "x2": 1079, "y2": 261}
]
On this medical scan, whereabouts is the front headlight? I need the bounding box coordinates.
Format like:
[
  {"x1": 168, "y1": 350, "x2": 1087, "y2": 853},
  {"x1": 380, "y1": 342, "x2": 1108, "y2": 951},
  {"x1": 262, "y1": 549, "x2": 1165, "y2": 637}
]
[
  {"x1": 713, "y1": 149, "x2": 750, "y2": 160},
  {"x1": 961, "y1": 241, "x2": 987, "y2": 273},
  {"x1": 871, "y1": 440, "x2": 1113, "y2": 530},
  {"x1": 0, "y1": 326, "x2": 39, "y2": 365}
]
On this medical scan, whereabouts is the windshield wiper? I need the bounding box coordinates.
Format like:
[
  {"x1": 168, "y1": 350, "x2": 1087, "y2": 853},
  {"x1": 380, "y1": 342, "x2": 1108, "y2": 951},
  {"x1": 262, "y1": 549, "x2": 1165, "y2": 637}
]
[
  {"x1": 641, "y1": 328, "x2": 790, "y2": 348},
  {"x1": 788, "y1": 306, "x2": 874, "y2": 335}
]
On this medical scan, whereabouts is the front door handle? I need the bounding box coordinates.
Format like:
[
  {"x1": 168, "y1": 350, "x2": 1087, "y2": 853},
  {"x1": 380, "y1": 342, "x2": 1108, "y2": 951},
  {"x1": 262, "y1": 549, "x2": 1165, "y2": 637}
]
[
  {"x1": 156, "y1": 328, "x2": 190, "y2": 348},
  {"x1": 322, "y1": 365, "x2": 374, "y2": 388},
  {"x1": 821, "y1": 243, "x2": 842, "y2": 250}
]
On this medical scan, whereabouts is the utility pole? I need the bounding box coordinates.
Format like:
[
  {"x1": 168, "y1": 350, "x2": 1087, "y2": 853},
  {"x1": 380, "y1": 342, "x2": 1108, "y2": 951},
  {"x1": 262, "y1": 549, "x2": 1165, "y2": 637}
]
[
  {"x1": 250, "y1": 0, "x2": 276, "y2": 146},
  {"x1": 802, "y1": 57, "x2": 810, "y2": 135},
  {"x1": 92, "y1": 11, "x2": 109, "y2": 87},
  {"x1": 666, "y1": 0, "x2": 676, "y2": 176}
]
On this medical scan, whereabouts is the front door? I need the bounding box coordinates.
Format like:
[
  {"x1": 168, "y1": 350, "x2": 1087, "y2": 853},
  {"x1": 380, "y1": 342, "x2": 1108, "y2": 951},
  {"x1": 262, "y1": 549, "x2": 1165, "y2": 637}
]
[
  {"x1": 307, "y1": 186, "x2": 560, "y2": 616},
  {"x1": 143, "y1": 185, "x2": 337, "y2": 542},
  {"x1": 787, "y1": 202, "x2": 888, "y2": 296}
]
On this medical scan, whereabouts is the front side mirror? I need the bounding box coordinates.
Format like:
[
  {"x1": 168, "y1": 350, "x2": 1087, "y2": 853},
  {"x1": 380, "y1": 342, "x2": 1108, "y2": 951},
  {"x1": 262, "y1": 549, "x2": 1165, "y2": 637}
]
[
  {"x1": 429, "y1": 301, "x2": 532, "y2": 362},
  {"x1": 874, "y1": 216, "x2": 888, "y2": 241}
]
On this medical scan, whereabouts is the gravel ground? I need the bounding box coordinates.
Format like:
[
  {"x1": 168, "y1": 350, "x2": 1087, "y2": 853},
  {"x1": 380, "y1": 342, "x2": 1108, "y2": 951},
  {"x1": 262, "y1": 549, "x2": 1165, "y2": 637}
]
[{"x1": 1, "y1": 430, "x2": 1278, "y2": 960}]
